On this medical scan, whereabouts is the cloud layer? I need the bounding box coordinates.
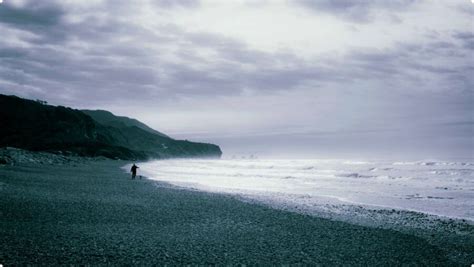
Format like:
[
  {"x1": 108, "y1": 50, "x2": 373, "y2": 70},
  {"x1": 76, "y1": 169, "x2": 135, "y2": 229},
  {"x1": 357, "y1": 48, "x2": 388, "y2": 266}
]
[
  {"x1": 0, "y1": 0, "x2": 472, "y2": 158},
  {"x1": 294, "y1": 0, "x2": 420, "y2": 23}
]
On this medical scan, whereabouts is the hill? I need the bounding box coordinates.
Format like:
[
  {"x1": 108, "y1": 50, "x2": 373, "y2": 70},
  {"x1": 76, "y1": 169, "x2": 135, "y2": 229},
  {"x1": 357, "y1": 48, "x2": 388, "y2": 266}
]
[
  {"x1": 81, "y1": 109, "x2": 169, "y2": 137},
  {"x1": 0, "y1": 94, "x2": 222, "y2": 160}
]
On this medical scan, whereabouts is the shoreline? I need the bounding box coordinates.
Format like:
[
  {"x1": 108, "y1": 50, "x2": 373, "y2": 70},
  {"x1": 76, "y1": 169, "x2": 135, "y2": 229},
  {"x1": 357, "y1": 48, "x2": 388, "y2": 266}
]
[
  {"x1": 135, "y1": 168, "x2": 474, "y2": 258},
  {"x1": 139, "y1": 169, "x2": 474, "y2": 223},
  {"x1": 1, "y1": 160, "x2": 473, "y2": 265},
  {"x1": 125, "y1": 161, "x2": 474, "y2": 264},
  {"x1": 129, "y1": 162, "x2": 473, "y2": 231},
  {"x1": 135, "y1": 157, "x2": 474, "y2": 221},
  {"x1": 143, "y1": 173, "x2": 474, "y2": 223}
]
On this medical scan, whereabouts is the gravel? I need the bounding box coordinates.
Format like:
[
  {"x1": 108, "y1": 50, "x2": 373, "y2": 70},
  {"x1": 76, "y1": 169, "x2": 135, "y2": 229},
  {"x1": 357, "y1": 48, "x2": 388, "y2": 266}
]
[{"x1": 0, "y1": 159, "x2": 472, "y2": 265}]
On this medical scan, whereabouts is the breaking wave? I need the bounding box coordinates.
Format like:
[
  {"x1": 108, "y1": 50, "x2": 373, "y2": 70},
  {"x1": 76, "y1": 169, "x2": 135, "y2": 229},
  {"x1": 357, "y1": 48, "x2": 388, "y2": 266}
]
[{"x1": 137, "y1": 158, "x2": 474, "y2": 220}]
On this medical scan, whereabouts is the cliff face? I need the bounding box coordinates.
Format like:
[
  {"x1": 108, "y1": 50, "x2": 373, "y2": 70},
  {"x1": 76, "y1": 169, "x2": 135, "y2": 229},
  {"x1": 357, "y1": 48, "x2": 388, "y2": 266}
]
[{"x1": 0, "y1": 94, "x2": 222, "y2": 160}]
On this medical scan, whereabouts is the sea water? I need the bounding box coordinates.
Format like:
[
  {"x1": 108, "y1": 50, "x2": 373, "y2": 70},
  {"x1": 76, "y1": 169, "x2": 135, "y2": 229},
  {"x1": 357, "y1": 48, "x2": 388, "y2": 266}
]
[{"x1": 137, "y1": 158, "x2": 474, "y2": 220}]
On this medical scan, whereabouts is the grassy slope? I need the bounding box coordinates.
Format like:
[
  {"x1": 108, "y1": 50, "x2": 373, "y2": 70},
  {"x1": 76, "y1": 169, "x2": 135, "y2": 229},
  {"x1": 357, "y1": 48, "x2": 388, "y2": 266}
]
[
  {"x1": 0, "y1": 94, "x2": 221, "y2": 159},
  {"x1": 81, "y1": 109, "x2": 169, "y2": 138},
  {"x1": 0, "y1": 161, "x2": 468, "y2": 265}
]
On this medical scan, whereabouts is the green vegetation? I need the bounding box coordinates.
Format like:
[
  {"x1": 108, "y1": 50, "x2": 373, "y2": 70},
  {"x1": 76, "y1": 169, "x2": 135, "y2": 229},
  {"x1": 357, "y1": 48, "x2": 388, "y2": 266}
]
[
  {"x1": 81, "y1": 109, "x2": 169, "y2": 137},
  {"x1": 0, "y1": 94, "x2": 222, "y2": 160}
]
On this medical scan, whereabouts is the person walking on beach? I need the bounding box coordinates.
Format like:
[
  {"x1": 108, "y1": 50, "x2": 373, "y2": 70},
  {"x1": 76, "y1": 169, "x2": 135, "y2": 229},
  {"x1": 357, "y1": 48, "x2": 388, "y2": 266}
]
[{"x1": 130, "y1": 164, "x2": 139, "y2": 179}]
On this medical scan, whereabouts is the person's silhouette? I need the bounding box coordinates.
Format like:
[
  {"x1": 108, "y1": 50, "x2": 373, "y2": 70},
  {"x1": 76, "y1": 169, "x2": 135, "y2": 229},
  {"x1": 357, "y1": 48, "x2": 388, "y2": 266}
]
[{"x1": 130, "y1": 164, "x2": 139, "y2": 179}]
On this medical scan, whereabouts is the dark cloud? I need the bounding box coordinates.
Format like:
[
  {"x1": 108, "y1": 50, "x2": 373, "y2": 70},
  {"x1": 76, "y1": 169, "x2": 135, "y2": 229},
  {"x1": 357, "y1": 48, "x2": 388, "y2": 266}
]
[
  {"x1": 0, "y1": 1, "x2": 64, "y2": 27},
  {"x1": 0, "y1": 47, "x2": 26, "y2": 59},
  {"x1": 0, "y1": 7, "x2": 471, "y2": 106},
  {"x1": 293, "y1": 0, "x2": 419, "y2": 23},
  {"x1": 1, "y1": 0, "x2": 470, "y2": 105},
  {"x1": 452, "y1": 31, "x2": 474, "y2": 50}
]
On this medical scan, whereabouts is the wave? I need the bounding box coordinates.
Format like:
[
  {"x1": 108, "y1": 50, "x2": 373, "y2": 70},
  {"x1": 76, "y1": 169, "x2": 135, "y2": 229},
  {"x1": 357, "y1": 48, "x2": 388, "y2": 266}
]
[
  {"x1": 138, "y1": 158, "x2": 474, "y2": 220},
  {"x1": 393, "y1": 160, "x2": 474, "y2": 166},
  {"x1": 336, "y1": 173, "x2": 377, "y2": 179}
]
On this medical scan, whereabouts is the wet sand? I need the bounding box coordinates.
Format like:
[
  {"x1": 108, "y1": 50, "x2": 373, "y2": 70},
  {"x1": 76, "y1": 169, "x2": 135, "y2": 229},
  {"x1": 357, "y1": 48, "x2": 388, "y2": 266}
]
[{"x1": 0, "y1": 160, "x2": 472, "y2": 265}]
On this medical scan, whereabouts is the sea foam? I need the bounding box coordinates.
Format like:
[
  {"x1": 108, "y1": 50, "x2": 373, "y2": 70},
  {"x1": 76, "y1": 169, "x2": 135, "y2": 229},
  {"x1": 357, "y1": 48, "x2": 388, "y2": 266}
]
[{"x1": 137, "y1": 158, "x2": 474, "y2": 220}]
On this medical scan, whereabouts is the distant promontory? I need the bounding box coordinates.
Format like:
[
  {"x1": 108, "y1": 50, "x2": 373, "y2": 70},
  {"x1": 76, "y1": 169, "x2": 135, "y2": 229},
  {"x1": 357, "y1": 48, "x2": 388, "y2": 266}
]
[{"x1": 0, "y1": 94, "x2": 222, "y2": 160}]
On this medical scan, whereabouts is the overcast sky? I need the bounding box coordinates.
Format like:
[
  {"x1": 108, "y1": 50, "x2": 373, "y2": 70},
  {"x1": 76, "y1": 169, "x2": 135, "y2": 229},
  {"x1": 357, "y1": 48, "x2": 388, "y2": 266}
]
[{"x1": 0, "y1": 0, "x2": 473, "y2": 159}]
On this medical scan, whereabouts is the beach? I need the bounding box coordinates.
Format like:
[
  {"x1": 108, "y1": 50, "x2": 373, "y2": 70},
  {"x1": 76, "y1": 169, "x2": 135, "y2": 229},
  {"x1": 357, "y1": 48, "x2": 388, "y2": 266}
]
[{"x1": 1, "y1": 159, "x2": 473, "y2": 265}]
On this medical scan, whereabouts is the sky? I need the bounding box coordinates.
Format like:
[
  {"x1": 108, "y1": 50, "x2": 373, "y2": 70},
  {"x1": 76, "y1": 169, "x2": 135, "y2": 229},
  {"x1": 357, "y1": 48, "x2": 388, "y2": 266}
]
[{"x1": 0, "y1": 0, "x2": 473, "y2": 159}]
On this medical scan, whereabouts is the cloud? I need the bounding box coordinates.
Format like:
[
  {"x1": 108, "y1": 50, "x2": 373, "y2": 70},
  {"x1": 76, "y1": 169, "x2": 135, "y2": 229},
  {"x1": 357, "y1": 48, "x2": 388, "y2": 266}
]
[
  {"x1": 1, "y1": 0, "x2": 470, "y2": 100},
  {"x1": 0, "y1": 1, "x2": 64, "y2": 27},
  {"x1": 452, "y1": 31, "x2": 474, "y2": 50},
  {"x1": 0, "y1": 0, "x2": 472, "y2": 157},
  {"x1": 152, "y1": 0, "x2": 200, "y2": 8},
  {"x1": 0, "y1": 6, "x2": 471, "y2": 104},
  {"x1": 455, "y1": 1, "x2": 474, "y2": 16},
  {"x1": 293, "y1": 0, "x2": 419, "y2": 23}
]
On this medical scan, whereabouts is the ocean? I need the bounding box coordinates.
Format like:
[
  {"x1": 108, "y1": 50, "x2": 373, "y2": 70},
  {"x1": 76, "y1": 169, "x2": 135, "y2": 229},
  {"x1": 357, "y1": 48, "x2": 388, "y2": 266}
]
[{"x1": 137, "y1": 158, "x2": 474, "y2": 221}]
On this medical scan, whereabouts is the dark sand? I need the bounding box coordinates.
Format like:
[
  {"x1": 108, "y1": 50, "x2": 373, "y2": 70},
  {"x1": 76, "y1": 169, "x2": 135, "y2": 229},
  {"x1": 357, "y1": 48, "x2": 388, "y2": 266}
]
[{"x1": 0, "y1": 160, "x2": 472, "y2": 265}]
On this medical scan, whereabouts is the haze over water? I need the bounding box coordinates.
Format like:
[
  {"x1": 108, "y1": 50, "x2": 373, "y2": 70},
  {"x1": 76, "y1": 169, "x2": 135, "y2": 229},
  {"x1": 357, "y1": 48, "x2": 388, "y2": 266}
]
[{"x1": 140, "y1": 158, "x2": 474, "y2": 220}]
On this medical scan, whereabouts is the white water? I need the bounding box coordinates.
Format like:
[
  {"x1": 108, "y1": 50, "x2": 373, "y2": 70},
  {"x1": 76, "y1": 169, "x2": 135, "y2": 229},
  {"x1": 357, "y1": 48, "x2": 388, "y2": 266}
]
[{"x1": 137, "y1": 158, "x2": 474, "y2": 220}]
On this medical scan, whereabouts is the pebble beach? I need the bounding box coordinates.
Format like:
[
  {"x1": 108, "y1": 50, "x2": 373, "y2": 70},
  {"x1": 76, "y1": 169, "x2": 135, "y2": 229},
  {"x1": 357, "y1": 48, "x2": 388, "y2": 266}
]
[{"x1": 0, "y1": 156, "x2": 473, "y2": 265}]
